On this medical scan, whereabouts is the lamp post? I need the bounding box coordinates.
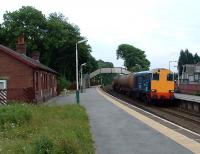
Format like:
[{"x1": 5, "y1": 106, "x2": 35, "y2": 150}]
[
  {"x1": 177, "y1": 66, "x2": 180, "y2": 87},
  {"x1": 76, "y1": 39, "x2": 87, "y2": 104},
  {"x1": 169, "y1": 60, "x2": 177, "y2": 70},
  {"x1": 169, "y1": 60, "x2": 179, "y2": 87},
  {"x1": 81, "y1": 63, "x2": 86, "y2": 93}
]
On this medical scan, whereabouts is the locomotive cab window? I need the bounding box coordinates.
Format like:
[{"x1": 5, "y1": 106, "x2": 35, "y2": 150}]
[
  {"x1": 167, "y1": 73, "x2": 173, "y2": 81},
  {"x1": 152, "y1": 73, "x2": 159, "y2": 80}
]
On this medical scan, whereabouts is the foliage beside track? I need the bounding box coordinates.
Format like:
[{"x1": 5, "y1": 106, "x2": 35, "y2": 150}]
[{"x1": 0, "y1": 104, "x2": 94, "y2": 154}]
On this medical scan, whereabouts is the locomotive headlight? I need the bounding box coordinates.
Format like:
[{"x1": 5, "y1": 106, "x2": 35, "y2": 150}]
[
  {"x1": 151, "y1": 89, "x2": 157, "y2": 92},
  {"x1": 169, "y1": 90, "x2": 174, "y2": 93}
]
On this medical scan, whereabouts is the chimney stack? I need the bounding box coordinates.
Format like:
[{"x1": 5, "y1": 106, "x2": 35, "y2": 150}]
[
  {"x1": 32, "y1": 51, "x2": 40, "y2": 62},
  {"x1": 16, "y1": 36, "x2": 26, "y2": 55}
]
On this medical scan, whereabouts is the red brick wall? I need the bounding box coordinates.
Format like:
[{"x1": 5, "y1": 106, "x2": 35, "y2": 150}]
[
  {"x1": 0, "y1": 50, "x2": 33, "y2": 89},
  {"x1": 176, "y1": 83, "x2": 200, "y2": 95},
  {"x1": 34, "y1": 70, "x2": 57, "y2": 102}
]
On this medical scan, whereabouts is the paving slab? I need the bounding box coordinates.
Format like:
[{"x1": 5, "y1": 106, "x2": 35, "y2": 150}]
[{"x1": 47, "y1": 87, "x2": 193, "y2": 154}]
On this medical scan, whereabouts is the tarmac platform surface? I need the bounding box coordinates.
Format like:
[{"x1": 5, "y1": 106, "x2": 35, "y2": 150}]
[{"x1": 47, "y1": 87, "x2": 198, "y2": 154}]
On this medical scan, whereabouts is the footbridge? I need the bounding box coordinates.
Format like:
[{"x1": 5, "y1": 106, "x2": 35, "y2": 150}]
[{"x1": 89, "y1": 67, "x2": 131, "y2": 79}]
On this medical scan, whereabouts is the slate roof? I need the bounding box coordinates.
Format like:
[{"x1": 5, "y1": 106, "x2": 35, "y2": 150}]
[{"x1": 0, "y1": 44, "x2": 57, "y2": 74}]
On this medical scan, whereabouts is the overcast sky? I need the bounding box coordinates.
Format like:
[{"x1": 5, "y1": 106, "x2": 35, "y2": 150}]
[{"x1": 1, "y1": 0, "x2": 200, "y2": 72}]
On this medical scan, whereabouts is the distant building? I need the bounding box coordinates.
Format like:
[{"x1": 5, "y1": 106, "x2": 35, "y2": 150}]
[
  {"x1": 181, "y1": 63, "x2": 200, "y2": 83},
  {"x1": 0, "y1": 36, "x2": 57, "y2": 103}
]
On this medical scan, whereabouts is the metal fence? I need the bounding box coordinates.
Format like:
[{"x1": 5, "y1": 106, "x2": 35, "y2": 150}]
[
  {"x1": 0, "y1": 88, "x2": 35, "y2": 104},
  {"x1": 90, "y1": 67, "x2": 131, "y2": 79}
]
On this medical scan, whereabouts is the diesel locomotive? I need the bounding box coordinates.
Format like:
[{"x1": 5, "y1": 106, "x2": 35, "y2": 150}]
[{"x1": 112, "y1": 68, "x2": 175, "y2": 103}]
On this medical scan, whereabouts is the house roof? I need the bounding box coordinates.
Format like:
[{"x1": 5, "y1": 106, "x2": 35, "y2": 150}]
[{"x1": 0, "y1": 44, "x2": 57, "y2": 74}]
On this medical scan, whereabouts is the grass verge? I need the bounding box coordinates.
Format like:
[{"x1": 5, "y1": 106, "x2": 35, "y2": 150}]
[{"x1": 0, "y1": 104, "x2": 94, "y2": 154}]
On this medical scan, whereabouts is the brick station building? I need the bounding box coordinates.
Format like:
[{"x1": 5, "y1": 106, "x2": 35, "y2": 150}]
[{"x1": 0, "y1": 36, "x2": 57, "y2": 103}]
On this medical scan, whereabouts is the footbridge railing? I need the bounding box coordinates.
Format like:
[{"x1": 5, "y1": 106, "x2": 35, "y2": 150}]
[{"x1": 89, "y1": 67, "x2": 131, "y2": 79}]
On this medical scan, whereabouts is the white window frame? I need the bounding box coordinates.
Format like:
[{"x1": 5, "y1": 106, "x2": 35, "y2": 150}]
[{"x1": 0, "y1": 80, "x2": 7, "y2": 89}]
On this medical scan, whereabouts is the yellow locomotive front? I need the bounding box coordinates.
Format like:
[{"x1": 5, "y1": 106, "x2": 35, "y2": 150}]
[{"x1": 150, "y1": 68, "x2": 174, "y2": 101}]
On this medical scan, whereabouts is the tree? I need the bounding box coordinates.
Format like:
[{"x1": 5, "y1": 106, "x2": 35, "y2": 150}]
[
  {"x1": 44, "y1": 12, "x2": 89, "y2": 81},
  {"x1": 83, "y1": 55, "x2": 98, "y2": 74},
  {"x1": 178, "y1": 50, "x2": 186, "y2": 76},
  {"x1": 194, "y1": 53, "x2": 200, "y2": 64},
  {"x1": 116, "y1": 44, "x2": 150, "y2": 71},
  {"x1": 0, "y1": 24, "x2": 4, "y2": 44},
  {"x1": 97, "y1": 60, "x2": 113, "y2": 68},
  {"x1": 1, "y1": 6, "x2": 47, "y2": 56},
  {"x1": 185, "y1": 49, "x2": 194, "y2": 64},
  {"x1": 178, "y1": 49, "x2": 198, "y2": 76},
  {"x1": 0, "y1": 6, "x2": 98, "y2": 83}
]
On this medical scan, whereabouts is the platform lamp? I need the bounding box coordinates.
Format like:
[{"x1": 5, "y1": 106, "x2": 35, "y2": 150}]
[
  {"x1": 169, "y1": 60, "x2": 179, "y2": 87},
  {"x1": 75, "y1": 39, "x2": 87, "y2": 104},
  {"x1": 169, "y1": 60, "x2": 177, "y2": 70},
  {"x1": 80, "y1": 63, "x2": 87, "y2": 93}
]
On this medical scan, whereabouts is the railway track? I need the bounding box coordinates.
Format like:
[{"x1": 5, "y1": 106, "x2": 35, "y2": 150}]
[
  {"x1": 103, "y1": 86, "x2": 200, "y2": 135},
  {"x1": 157, "y1": 107, "x2": 200, "y2": 125}
]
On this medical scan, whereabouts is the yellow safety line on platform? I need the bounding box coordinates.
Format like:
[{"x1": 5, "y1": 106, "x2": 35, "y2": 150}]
[{"x1": 97, "y1": 88, "x2": 200, "y2": 154}]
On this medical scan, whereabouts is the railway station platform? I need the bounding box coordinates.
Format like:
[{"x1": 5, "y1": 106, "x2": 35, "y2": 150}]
[
  {"x1": 175, "y1": 93, "x2": 200, "y2": 113},
  {"x1": 175, "y1": 93, "x2": 200, "y2": 103},
  {"x1": 47, "y1": 87, "x2": 200, "y2": 154}
]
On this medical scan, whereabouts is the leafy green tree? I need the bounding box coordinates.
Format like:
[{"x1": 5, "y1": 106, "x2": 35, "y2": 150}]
[
  {"x1": 0, "y1": 6, "x2": 98, "y2": 82},
  {"x1": 178, "y1": 50, "x2": 186, "y2": 76},
  {"x1": 185, "y1": 49, "x2": 194, "y2": 64},
  {"x1": 83, "y1": 55, "x2": 99, "y2": 74},
  {"x1": 97, "y1": 60, "x2": 113, "y2": 68},
  {"x1": 194, "y1": 53, "x2": 200, "y2": 64},
  {"x1": 44, "y1": 12, "x2": 89, "y2": 81},
  {"x1": 129, "y1": 64, "x2": 142, "y2": 72},
  {"x1": 1, "y1": 6, "x2": 47, "y2": 56},
  {"x1": 178, "y1": 49, "x2": 197, "y2": 76},
  {"x1": 116, "y1": 44, "x2": 150, "y2": 72},
  {"x1": 0, "y1": 24, "x2": 4, "y2": 44}
]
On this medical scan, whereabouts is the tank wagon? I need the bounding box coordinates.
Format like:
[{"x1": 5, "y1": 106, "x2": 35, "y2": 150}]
[{"x1": 112, "y1": 68, "x2": 175, "y2": 103}]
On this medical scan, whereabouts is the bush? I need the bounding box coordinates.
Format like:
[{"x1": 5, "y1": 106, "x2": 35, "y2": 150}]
[
  {"x1": 58, "y1": 76, "x2": 71, "y2": 90},
  {"x1": 0, "y1": 104, "x2": 32, "y2": 129},
  {"x1": 34, "y1": 135, "x2": 54, "y2": 154}
]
